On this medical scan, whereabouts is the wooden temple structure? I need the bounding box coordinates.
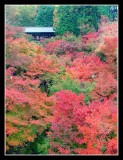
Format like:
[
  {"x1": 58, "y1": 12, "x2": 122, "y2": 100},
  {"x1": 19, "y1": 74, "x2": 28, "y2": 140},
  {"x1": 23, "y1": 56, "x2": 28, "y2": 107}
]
[{"x1": 24, "y1": 27, "x2": 55, "y2": 40}]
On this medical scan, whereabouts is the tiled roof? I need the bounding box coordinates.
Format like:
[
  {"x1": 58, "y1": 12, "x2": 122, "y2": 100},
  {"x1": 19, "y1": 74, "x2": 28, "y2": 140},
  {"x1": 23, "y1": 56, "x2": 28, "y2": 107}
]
[{"x1": 24, "y1": 27, "x2": 55, "y2": 33}]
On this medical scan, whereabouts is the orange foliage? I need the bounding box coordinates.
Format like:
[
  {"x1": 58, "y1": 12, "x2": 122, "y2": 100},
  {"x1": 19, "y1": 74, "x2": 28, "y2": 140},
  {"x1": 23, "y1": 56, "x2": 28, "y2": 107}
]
[{"x1": 26, "y1": 54, "x2": 62, "y2": 78}]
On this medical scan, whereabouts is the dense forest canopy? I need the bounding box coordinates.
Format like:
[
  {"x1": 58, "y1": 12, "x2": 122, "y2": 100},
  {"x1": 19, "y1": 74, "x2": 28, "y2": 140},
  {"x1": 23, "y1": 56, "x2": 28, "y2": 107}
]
[
  {"x1": 5, "y1": 5, "x2": 39, "y2": 26},
  {"x1": 35, "y1": 5, "x2": 55, "y2": 27},
  {"x1": 5, "y1": 4, "x2": 118, "y2": 155},
  {"x1": 5, "y1": 5, "x2": 118, "y2": 35}
]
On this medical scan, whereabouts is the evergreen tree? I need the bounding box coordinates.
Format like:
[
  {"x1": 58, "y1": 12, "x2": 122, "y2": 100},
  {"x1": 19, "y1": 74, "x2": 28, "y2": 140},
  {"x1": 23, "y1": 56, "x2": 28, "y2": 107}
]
[
  {"x1": 97, "y1": 5, "x2": 118, "y2": 21},
  {"x1": 35, "y1": 5, "x2": 55, "y2": 27},
  {"x1": 77, "y1": 5, "x2": 101, "y2": 34},
  {"x1": 54, "y1": 5, "x2": 80, "y2": 36},
  {"x1": 54, "y1": 5, "x2": 101, "y2": 36}
]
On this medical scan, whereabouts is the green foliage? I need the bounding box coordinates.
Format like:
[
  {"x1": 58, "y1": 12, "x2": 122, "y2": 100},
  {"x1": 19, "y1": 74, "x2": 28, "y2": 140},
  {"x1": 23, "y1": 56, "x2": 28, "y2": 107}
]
[
  {"x1": 62, "y1": 32, "x2": 77, "y2": 42},
  {"x1": 98, "y1": 5, "x2": 118, "y2": 21},
  {"x1": 98, "y1": 5, "x2": 112, "y2": 20},
  {"x1": 107, "y1": 130, "x2": 117, "y2": 140},
  {"x1": 27, "y1": 34, "x2": 33, "y2": 42},
  {"x1": 84, "y1": 45, "x2": 93, "y2": 53},
  {"x1": 6, "y1": 5, "x2": 118, "y2": 31},
  {"x1": 50, "y1": 73, "x2": 96, "y2": 105},
  {"x1": 96, "y1": 51, "x2": 107, "y2": 62},
  {"x1": 77, "y1": 6, "x2": 101, "y2": 32},
  {"x1": 37, "y1": 138, "x2": 50, "y2": 154},
  {"x1": 54, "y1": 5, "x2": 102, "y2": 36},
  {"x1": 35, "y1": 5, "x2": 55, "y2": 27},
  {"x1": 54, "y1": 5, "x2": 80, "y2": 36},
  {"x1": 79, "y1": 23, "x2": 96, "y2": 35},
  {"x1": 102, "y1": 143, "x2": 107, "y2": 153},
  {"x1": 17, "y1": 5, "x2": 39, "y2": 26},
  {"x1": 5, "y1": 5, "x2": 19, "y2": 26},
  {"x1": 6, "y1": 5, "x2": 39, "y2": 26},
  {"x1": 54, "y1": 5, "x2": 118, "y2": 36},
  {"x1": 54, "y1": 35, "x2": 62, "y2": 40},
  {"x1": 81, "y1": 81, "x2": 96, "y2": 105},
  {"x1": 6, "y1": 130, "x2": 51, "y2": 154},
  {"x1": 50, "y1": 74, "x2": 82, "y2": 95}
]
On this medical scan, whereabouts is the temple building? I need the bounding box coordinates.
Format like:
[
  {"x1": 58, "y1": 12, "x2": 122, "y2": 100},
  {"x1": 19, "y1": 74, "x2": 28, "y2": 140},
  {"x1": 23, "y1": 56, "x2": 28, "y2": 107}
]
[{"x1": 24, "y1": 27, "x2": 55, "y2": 40}]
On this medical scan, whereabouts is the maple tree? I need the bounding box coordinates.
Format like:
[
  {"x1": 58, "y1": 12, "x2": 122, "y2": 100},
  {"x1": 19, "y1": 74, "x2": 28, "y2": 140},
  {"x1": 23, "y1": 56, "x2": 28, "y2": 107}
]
[
  {"x1": 66, "y1": 54, "x2": 103, "y2": 82},
  {"x1": 5, "y1": 24, "x2": 24, "y2": 44},
  {"x1": 44, "y1": 38, "x2": 85, "y2": 58},
  {"x1": 48, "y1": 90, "x2": 118, "y2": 155},
  {"x1": 26, "y1": 54, "x2": 61, "y2": 78}
]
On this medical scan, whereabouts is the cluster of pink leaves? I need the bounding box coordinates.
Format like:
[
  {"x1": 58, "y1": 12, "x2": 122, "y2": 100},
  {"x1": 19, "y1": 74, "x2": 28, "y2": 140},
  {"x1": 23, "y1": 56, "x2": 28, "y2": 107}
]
[
  {"x1": 44, "y1": 39, "x2": 85, "y2": 56},
  {"x1": 5, "y1": 24, "x2": 24, "y2": 44},
  {"x1": 66, "y1": 54, "x2": 104, "y2": 82},
  {"x1": 48, "y1": 90, "x2": 118, "y2": 155},
  {"x1": 81, "y1": 32, "x2": 99, "y2": 42}
]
